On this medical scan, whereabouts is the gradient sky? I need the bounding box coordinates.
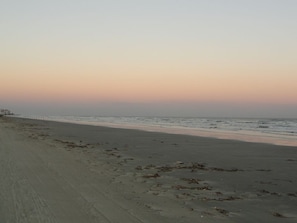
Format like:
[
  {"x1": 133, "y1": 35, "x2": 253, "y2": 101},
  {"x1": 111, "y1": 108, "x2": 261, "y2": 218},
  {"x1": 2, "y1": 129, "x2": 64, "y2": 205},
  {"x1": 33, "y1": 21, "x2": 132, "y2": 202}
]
[{"x1": 1, "y1": 0, "x2": 297, "y2": 117}]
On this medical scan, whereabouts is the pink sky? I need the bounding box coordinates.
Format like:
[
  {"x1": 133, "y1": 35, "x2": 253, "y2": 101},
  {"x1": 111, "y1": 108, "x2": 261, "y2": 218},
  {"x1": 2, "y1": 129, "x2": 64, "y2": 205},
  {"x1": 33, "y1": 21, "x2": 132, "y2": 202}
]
[
  {"x1": 1, "y1": 1, "x2": 297, "y2": 117},
  {"x1": 2, "y1": 61, "x2": 296, "y2": 104}
]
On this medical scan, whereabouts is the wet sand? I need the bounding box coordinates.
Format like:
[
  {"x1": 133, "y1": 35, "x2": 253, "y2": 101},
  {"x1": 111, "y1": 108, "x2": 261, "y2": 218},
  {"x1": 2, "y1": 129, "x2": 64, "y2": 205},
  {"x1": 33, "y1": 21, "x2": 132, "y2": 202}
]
[{"x1": 1, "y1": 116, "x2": 297, "y2": 222}]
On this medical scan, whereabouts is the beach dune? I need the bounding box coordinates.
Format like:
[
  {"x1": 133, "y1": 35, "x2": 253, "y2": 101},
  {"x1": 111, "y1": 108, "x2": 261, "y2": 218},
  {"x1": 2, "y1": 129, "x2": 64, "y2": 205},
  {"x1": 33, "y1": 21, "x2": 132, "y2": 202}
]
[{"x1": 0, "y1": 117, "x2": 296, "y2": 223}]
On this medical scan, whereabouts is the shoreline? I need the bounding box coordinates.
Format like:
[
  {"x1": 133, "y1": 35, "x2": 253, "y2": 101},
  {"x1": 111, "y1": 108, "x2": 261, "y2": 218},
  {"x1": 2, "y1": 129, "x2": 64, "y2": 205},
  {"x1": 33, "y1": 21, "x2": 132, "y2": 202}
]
[
  {"x1": 14, "y1": 115, "x2": 297, "y2": 147},
  {"x1": 1, "y1": 116, "x2": 297, "y2": 222}
]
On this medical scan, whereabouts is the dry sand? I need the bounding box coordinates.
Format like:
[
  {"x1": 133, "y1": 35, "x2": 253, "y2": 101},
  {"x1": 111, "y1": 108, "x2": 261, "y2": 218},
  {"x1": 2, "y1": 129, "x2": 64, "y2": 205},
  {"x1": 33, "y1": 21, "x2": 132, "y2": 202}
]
[{"x1": 0, "y1": 116, "x2": 297, "y2": 223}]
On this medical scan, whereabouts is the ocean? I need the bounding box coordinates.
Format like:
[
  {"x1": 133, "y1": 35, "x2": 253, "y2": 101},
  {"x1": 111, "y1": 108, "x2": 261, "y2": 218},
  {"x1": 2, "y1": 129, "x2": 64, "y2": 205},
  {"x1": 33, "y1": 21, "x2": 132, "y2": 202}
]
[{"x1": 17, "y1": 115, "x2": 297, "y2": 147}]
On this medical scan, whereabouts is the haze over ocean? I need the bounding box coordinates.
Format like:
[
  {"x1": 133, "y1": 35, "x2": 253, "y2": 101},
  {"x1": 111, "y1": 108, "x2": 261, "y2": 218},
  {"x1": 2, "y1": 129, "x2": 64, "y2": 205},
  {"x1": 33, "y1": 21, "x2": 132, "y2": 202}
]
[{"x1": 1, "y1": 1, "x2": 297, "y2": 118}]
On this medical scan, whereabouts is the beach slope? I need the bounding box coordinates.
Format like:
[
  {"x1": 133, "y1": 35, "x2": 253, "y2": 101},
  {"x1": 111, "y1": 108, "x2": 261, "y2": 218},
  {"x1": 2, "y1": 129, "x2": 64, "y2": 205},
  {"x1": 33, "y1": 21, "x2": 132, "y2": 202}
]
[{"x1": 0, "y1": 117, "x2": 297, "y2": 222}]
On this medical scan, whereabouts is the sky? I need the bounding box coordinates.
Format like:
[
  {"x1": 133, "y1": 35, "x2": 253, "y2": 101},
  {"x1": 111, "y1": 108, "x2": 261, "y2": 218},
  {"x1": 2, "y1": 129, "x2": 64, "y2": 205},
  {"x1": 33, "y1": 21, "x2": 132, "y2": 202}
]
[{"x1": 1, "y1": 0, "x2": 297, "y2": 118}]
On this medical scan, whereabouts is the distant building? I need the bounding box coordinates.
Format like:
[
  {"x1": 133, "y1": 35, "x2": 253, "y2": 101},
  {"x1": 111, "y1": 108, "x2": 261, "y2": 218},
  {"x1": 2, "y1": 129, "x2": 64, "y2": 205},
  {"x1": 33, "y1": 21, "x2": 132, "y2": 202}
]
[{"x1": 0, "y1": 109, "x2": 14, "y2": 115}]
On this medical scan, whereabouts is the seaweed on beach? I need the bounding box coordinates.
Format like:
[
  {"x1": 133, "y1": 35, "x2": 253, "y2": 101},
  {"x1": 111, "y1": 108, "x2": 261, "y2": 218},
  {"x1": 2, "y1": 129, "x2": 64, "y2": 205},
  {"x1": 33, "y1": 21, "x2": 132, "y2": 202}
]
[
  {"x1": 214, "y1": 207, "x2": 229, "y2": 216},
  {"x1": 172, "y1": 184, "x2": 212, "y2": 191},
  {"x1": 143, "y1": 173, "x2": 160, "y2": 178},
  {"x1": 272, "y1": 212, "x2": 286, "y2": 218},
  {"x1": 181, "y1": 178, "x2": 202, "y2": 184},
  {"x1": 138, "y1": 162, "x2": 242, "y2": 173}
]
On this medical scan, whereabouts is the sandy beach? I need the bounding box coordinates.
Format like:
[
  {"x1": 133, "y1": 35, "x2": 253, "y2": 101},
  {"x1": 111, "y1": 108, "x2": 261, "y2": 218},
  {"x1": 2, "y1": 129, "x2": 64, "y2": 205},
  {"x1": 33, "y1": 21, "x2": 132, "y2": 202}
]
[{"x1": 1, "y1": 116, "x2": 297, "y2": 223}]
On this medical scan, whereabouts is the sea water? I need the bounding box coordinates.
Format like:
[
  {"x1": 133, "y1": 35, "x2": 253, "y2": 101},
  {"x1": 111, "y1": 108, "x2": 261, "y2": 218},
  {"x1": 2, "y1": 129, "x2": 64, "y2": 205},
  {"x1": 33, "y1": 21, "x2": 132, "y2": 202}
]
[{"x1": 18, "y1": 115, "x2": 297, "y2": 147}]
